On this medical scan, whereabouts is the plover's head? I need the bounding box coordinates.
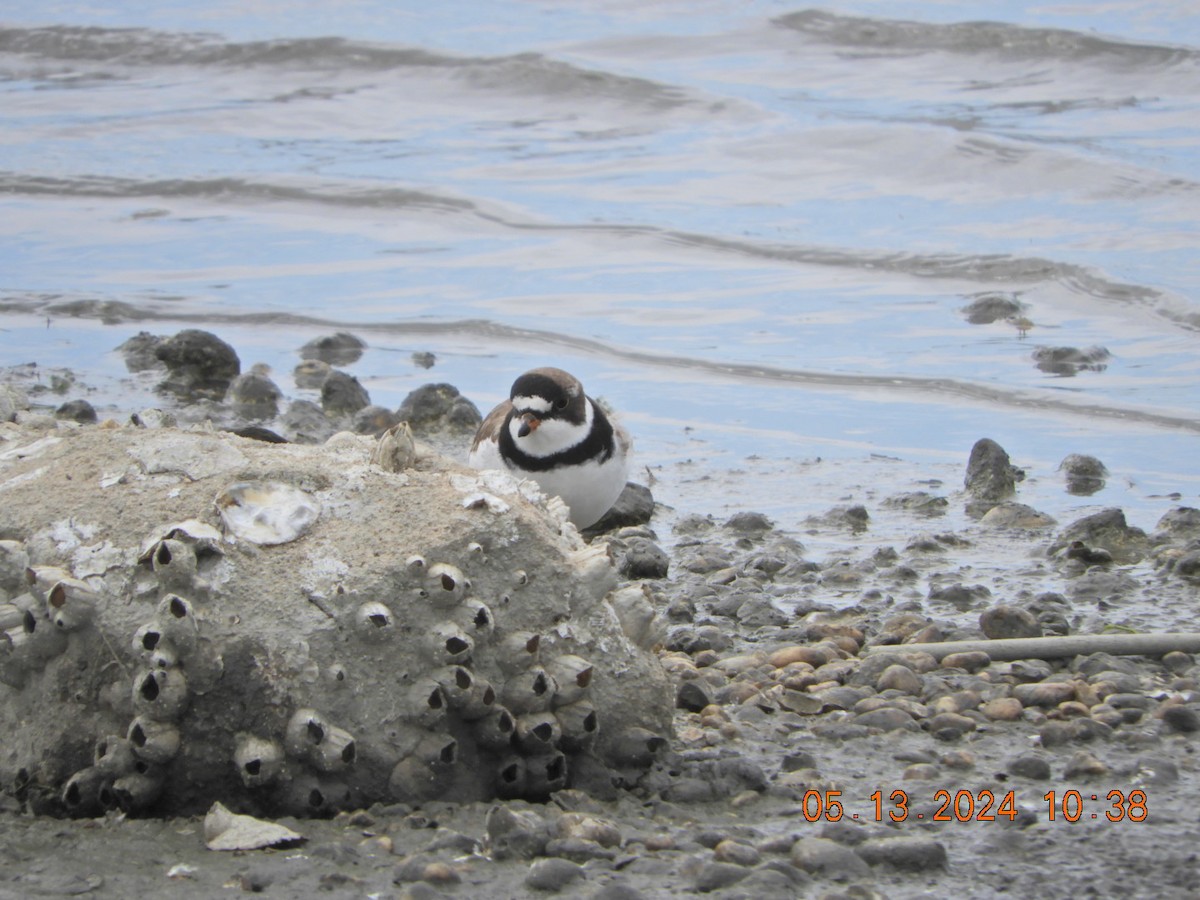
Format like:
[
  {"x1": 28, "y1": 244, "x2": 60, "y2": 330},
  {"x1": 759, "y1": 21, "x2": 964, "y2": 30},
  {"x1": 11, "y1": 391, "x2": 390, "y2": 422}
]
[{"x1": 508, "y1": 368, "x2": 587, "y2": 439}]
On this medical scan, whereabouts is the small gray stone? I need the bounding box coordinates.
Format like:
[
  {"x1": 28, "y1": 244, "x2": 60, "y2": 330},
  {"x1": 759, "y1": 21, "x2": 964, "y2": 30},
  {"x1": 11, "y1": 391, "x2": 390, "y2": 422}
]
[
  {"x1": 618, "y1": 538, "x2": 670, "y2": 580},
  {"x1": 676, "y1": 680, "x2": 711, "y2": 713},
  {"x1": 724, "y1": 511, "x2": 774, "y2": 534},
  {"x1": 979, "y1": 605, "x2": 1042, "y2": 640},
  {"x1": 525, "y1": 857, "x2": 585, "y2": 892},
  {"x1": 875, "y1": 664, "x2": 922, "y2": 694},
  {"x1": 964, "y1": 438, "x2": 1022, "y2": 503},
  {"x1": 55, "y1": 399, "x2": 98, "y2": 424},
  {"x1": 789, "y1": 836, "x2": 870, "y2": 879},
  {"x1": 588, "y1": 483, "x2": 654, "y2": 533},
  {"x1": 854, "y1": 707, "x2": 917, "y2": 732},
  {"x1": 397, "y1": 382, "x2": 482, "y2": 433},
  {"x1": 300, "y1": 331, "x2": 366, "y2": 365},
  {"x1": 1007, "y1": 753, "x2": 1052, "y2": 780},
  {"x1": 321, "y1": 370, "x2": 370, "y2": 415},
  {"x1": 692, "y1": 861, "x2": 750, "y2": 893},
  {"x1": 1161, "y1": 704, "x2": 1200, "y2": 733},
  {"x1": 962, "y1": 293, "x2": 1023, "y2": 324},
  {"x1": 1059, "y1": 453, "x2": 1107, "y2": 495},
  {"x1": 155, "y1": 329, "x2": 241, "y2": 398},
  {"x1": 856, "y1": 835, "x2": 947, "y2": 871}
]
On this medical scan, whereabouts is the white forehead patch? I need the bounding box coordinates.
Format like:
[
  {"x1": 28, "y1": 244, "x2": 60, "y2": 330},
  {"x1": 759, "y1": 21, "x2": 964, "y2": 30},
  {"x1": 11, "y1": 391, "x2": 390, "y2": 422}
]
[{"x1": 512, "y1": 395, "x2": 553, "y2": 414}]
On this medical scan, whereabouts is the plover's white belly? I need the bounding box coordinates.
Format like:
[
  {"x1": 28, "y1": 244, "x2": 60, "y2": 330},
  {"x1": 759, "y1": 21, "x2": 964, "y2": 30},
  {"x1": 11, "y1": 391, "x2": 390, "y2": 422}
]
[
  {"x1": 468, "y1": 439, "x2": 628, "y2": 529},
  {"x1": 526, "y1": 453, "x2": 629, "y2": 529}
]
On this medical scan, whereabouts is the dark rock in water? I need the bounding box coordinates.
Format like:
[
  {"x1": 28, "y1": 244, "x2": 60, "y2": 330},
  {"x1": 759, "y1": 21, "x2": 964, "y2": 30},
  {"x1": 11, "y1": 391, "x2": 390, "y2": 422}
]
[
  {"x1": 1050, "y1": 507, "x2": 1149, "y2": 565},
  {"x1": 228, "y1": 367, "x2": 282, "y2": 419},
  {"x1": 964, "y1": 438, "x2": 1023, "y2": 509},
  {"x1": 1060, "y1": 540, "x2": 1114, "y2": 566},
  {"x1": 806, "y1": 505, "x2": 869, "y2": 533},
  {"x1": 962, "y1": 292, "x2": 1023, "y2": 324},
  {"x1": 352, "y1": 405, "x2": 401, "y2": 437},
  {"x1": 1059, "y1": 453, "x2": 1107, "y2": 495},
  {"x1": 116, "y1": 331, "x2": 165, "y2": 372},
  {"x1": 55, "y1": 399, "x2": 97, "y2": 424},
  {"x1": 979, "y1": 604, "x2": 1042, "y2": 640},
  {"x1": 155, "y1": 329, "x2": 241, "y2": 398},
  {"x1": 299, "y1": 332, "x2": 366, "y2": 365},
  {"x1": 883, "y1": 491, "x2": 948, "y2": 517},
  {"x1": 321, "y1": 370, "x2": 370, "y2": 416},
  {"x1": 281, "y1": 399, "x2": 334, "y2": 444},
  {"x1": 724, "y1": 511, "x2": 774, "y2": 534},
  {"x1": 1031, "y1": 345, "x2": 1111, "y2": 376},
  {"x1": 588, "y1": 483, "x2": 654, "y2": 534},
  {"x1": 412, "y1": 351, "x2": 437, "y2": 369},
  {"x1": 617, "y1": 538, "x2": 670, "y2": 580},
  {"x1": 1155, "y1": 507, "x2": 1200, "y2": 540},
  {"x1": 397, "y1": 383, "x2": 482, "y2": 433},
  {"x1": 1173, "y1": 550, "x2": 1200, "y2": 583}
]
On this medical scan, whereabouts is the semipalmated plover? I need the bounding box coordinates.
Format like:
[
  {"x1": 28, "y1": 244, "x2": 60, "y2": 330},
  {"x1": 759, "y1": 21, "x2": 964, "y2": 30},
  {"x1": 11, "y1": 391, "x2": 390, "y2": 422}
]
[{"x1": 468, "y1": 367, "x2": 631, "y2": 529}]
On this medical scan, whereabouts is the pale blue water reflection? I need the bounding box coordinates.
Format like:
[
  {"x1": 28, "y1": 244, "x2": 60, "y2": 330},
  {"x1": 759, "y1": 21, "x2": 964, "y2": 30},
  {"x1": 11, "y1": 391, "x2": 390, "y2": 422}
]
[{"x1": 1, "y1": 1, "x2": 1198, "y2": 529}]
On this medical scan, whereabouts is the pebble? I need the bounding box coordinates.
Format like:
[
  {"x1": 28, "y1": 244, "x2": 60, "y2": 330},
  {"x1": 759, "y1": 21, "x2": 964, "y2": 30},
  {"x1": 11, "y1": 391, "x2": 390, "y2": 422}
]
[
  {"x1": 692, "y1": 861, "x2": 750, "y2": 893},
  {"x1": 941, "y1": 650, "x2": 992, "y2": 673},
  {"x1": 979, "y1": 605, "x2": 1042, "y2": 639},
  {"x1": 789, "y1": 837, "x2": 870, "y2": 879},
  {"x1": 1160, "y1": 704, "x2": 1200, "y2": 733},
  {"x1": 964, "y1": 437, "x2": 1021, "y2": 504},
  {"x1": 856, "y1": 835, "x2": 947, "y2": 871},
  {"x1": 525, "y1": 857, "x2": 585, "y2": 892},
  {"x1": 926, "y1": 712, "x2": 977, "y2": 741},
  {"x1": 713, "y1": 839, "x2": 761, "y2": 867},
  {"x1": 875, "y1": 664, "x2": 923, "y2": 694},
  {"x1": 320, "y1": 370, "x2": 370, "y2": 415},
  {"x1": 1013, "y1": 682, "x2": 1076, "y2": 707},
  {"x1": 618, "y1": 537, "x2": 670, "y2": 580},
  {"x1": 854, "y1": 708, "x2": 918, "y2": 732},
  {"x1": 1007, "y1": 753, "x2": 1052, "y2": 780},
  {"x1": 55, "y1": 399, "x2": 98, "y2": 424},
  {"x1": 1063, "y1": 751, "x2": 1108, "y2": 779}
]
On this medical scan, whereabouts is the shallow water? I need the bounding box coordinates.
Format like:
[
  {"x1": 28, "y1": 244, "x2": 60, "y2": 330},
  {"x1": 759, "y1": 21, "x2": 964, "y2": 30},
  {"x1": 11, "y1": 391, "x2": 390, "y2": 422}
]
[{"x1": 2, "y1": 1, "x2": 1198, "y2": 534}]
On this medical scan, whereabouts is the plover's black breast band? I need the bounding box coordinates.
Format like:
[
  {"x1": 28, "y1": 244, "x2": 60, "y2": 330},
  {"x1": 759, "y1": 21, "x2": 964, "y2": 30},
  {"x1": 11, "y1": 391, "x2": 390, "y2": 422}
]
[{"x1": 499, "y1": 403, "x2": 615, "y2": 472}]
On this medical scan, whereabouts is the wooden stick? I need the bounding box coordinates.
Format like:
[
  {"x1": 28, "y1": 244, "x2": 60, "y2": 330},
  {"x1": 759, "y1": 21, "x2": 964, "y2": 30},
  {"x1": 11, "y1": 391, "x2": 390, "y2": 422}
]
[{"x1": 865, "y1": 633, "x2": 1200, "y2": 661}]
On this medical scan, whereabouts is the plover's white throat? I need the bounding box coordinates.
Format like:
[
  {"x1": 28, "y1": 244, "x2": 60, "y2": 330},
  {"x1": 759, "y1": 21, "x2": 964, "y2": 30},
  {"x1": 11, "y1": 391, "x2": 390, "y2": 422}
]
[{"x1": 468, "y1": 367, "x2": 632, "y2": 529}]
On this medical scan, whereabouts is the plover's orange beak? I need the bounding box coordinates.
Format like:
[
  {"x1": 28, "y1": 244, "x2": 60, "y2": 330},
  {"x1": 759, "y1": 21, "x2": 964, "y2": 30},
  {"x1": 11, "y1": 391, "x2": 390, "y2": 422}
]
[{"x1": 517, "y1": 412, "x2": 541, "y2": 438}]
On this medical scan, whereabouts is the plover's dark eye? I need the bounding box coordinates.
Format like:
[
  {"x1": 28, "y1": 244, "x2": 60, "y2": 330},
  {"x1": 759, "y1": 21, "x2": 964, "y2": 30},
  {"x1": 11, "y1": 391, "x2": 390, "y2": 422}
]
[{"x1": 555, "y1": 397, "x2": 568, "y2": 410}]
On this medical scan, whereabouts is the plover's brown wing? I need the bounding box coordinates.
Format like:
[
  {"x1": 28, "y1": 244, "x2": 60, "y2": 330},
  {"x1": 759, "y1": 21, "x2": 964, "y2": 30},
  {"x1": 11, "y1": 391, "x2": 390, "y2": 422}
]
[{"x1": 470, "y1": 399, "x2": 513, "y2": 454}]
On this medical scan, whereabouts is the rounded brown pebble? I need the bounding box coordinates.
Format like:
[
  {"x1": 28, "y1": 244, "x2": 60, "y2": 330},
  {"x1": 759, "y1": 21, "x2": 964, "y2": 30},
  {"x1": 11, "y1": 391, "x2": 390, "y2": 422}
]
[
  {"x1": 981, "y1": 698, "x2": 1024, "y2": 721},
  {"x1": 713, "y1": 839, "x2": 762, "y2": 867},
  {"x1": 876, "y1": 664, "x2": 923, "y2": 694},
  {"x1": 941, "y1": 650, "x2": 991, "y2": 673},
  {"x1": 769, "y1": 646, "x2": 831, "y2": 668},
  {"x1": 1063, "y1": 751, "x2": 1108, "y2": 779},
  {"x1": 1013, "y1": 682, "x2": 1076, "y2": 707}
]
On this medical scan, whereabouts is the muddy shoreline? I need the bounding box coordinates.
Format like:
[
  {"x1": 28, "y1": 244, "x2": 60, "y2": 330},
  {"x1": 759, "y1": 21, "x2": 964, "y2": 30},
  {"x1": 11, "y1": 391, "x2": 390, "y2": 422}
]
[{"x1": 2, "y1": 338, "x2": 1199, "y2": 899}]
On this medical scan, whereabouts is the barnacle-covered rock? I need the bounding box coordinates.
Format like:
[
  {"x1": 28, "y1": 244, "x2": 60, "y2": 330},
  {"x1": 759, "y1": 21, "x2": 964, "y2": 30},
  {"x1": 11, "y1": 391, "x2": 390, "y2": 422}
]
[{"x1": 0, "y1": 422, "x2": 673, "y2": 816}]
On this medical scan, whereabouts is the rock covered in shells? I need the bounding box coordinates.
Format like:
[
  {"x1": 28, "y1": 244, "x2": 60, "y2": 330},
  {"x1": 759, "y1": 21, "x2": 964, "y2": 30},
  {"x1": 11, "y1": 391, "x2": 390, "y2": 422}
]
[{"x1": 0, "y1": 421, "x2": 672, "y2": 816}]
